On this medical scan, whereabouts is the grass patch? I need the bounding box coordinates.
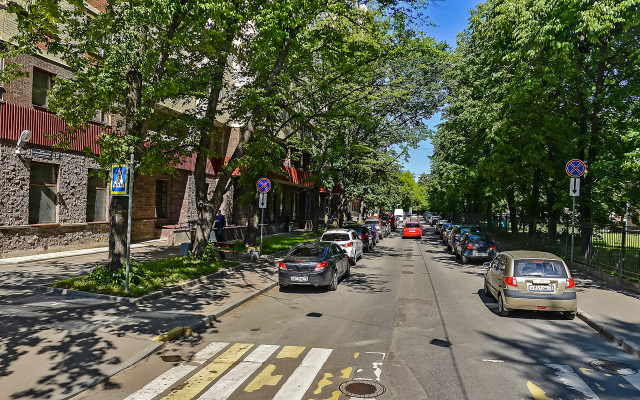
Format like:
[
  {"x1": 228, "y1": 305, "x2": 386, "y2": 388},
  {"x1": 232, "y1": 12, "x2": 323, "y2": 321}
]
[
  {"x1": 259, "y1": 233, "x2": 320, "y2": 255},
  {"x1": 51, "y1": 252, "x2": 239, "y2": 297}
]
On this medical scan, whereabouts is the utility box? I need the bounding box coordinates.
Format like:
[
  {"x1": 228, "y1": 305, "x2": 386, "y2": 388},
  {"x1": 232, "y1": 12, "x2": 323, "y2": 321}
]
[{"x1": 180, "y1": 242, "x2": 192, "y2": 256}]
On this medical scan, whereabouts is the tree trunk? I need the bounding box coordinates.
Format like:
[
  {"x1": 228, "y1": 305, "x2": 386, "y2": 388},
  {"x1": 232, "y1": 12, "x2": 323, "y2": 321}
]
[
  {"x1": 528, "y1": 171, "x2": 540, "y2": 237},
  {"x1": 311, "y1": 188, "x2": 321, "y2": 233},
  {"x1": 245, "y1": 192, "x2": 260, "y2": 247},
  {"x1": 507, "y1": 187, "x2": 518, "y2": 234}
]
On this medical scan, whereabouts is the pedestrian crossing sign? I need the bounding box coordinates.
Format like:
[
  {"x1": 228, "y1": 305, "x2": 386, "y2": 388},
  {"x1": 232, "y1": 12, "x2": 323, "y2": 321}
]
[{"x1": 110, "y1": 164, "x2": 128, "y2": 195}]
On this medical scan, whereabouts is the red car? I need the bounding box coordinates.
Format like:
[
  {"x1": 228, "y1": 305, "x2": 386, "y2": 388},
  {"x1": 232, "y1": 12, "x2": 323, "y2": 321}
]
[
  {"x1": 403, "y1": 221, "x2": 422, "y2": 238},
  {"x1": 381, "y1": 213, "x2": 396, "y2": 231}
]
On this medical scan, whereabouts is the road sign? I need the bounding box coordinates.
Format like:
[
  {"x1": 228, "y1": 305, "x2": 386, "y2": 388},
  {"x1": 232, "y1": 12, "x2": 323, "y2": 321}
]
[
  {"x1": 257, "y1": 178, "x2": 271, "y2": 192},
  {"x1": 566, "y1": 159, "x2": 586, "y2": 177},
  {"x1": 110, "y1": 164, "x2": 128, "y2": 195},
  {"x1": 570, "y1": 177, "x2": 581, "y2": 197},
  {"x1": 259, "y1": 192, "x2": 267, "y2": 208}
]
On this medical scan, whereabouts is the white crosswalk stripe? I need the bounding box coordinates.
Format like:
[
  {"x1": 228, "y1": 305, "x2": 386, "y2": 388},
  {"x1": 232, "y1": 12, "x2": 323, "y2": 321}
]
[
  {"x1": 623, "y1": 371, "x2": 640, "y2": 392},
  {"x1": 272, "y1": 348, "x2": 333, "y2": 400},
  {"x1": 124, "y1": 342, "x2": 229, "y2": 400},
  {"x1": 546, "y1": 364, "x2": 599, "y2": 399},
  {"x1": 198, "y1": 344, "x2": 279, "y2": 400}
]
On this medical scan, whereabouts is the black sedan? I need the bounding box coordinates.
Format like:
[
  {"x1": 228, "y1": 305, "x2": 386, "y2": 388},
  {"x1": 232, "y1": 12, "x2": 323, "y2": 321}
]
[
  {"x1": 455, "y1": 232, "x2": 497, "y2": 264},
  {"x1": 278, "y1": 241, "x2": 350, "y2": 291}
]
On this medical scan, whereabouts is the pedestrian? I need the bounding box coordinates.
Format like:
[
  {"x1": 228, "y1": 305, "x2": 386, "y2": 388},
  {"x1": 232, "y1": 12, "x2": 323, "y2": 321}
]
[{"x1": 215, "y1": 210, "x2": 226, "y2": 242}]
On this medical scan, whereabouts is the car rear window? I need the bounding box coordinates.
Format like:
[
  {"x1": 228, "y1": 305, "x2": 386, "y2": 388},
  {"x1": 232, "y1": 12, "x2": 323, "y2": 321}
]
[
  {"x1": 514, "y1": 260, "x2": 568, "y2": 278},
  {"x1": 289, "y1": 246, "x2": 328, "y2": 258},
  {"x1": 322, "y1": 233, "x2": 350, "y2": 241},
  {"x1": 469, "y1": 233, "x2": 492, "y2": 241},
  {"x1": 405, "y1": 223, "x2": 420, "y2": 228},
  {"x1": 461, "y1": 226, "x2": 482, "y2": 234}
]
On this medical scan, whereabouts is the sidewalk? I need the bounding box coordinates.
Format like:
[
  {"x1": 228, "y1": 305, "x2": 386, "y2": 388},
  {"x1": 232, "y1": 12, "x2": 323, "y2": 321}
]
[
  {"x1": 1, "y1": 237, "x2": 639, "y2": 400},
  {"x1": 0, "y1": 240, "x2": 283, "y2": 400}
]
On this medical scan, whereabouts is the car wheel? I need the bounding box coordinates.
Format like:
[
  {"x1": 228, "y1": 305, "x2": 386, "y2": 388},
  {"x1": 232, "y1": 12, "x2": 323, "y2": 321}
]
[
  {"x1": 498, "y1": 294, "x2": 509, "y2": 317},
  {"x1": 450, "y1": 246, "x2": 457, "y2": 255},
  {"x1": 564, "y1": 311, "x2": 576, "y2": 320},
  {"x1": 455, "y1": 250, "x2": 461, "y2": 259},
  {"x1": 461, "y1": 254, "x2": 468, "y2": 264},
  {"x1": 279, "y1": 284, "x2": 287, "y2": 292},
  {"x1": 328, "y1": 268, "x2": 338, "y2": 291}
]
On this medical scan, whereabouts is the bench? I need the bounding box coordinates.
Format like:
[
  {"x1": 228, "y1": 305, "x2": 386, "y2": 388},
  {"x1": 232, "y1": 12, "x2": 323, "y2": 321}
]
[{"x1": 213, "y1": 241, "x2": 239, "y2": 260}]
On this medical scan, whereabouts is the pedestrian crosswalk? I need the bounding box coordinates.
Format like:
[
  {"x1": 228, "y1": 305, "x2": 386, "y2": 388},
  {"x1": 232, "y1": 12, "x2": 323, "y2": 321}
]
[
  {"x1": 125, "y1": 341, "x2": 640, "y2": 400},
  {"x1": 125, "y1": 342, "x2": 384, "y2": 400}
]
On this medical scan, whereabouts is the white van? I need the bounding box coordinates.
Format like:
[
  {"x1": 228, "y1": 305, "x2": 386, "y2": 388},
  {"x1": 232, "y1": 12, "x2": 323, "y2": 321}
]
[{"x1": 394, "y1": 208, "x2": 404, "y2": 222}]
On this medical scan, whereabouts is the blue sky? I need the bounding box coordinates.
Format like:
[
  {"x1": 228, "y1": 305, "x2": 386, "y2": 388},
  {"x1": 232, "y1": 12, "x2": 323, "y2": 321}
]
[{"x1": 400, "y1": 0, "x2": 480, "y2": 176}]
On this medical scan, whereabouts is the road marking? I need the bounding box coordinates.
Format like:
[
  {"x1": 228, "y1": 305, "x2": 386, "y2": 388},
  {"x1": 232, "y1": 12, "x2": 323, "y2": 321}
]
[
  {"x1": 244, "y1": 364, "x2": 282, "y2": 392},
  {"x1": 546, "y1": 364, "x2": 599, "y2": 399},
  {"x1": 123, "y1": 342, "x2": 229, "y2": 400},
  {"x1": 162, "y1": 343, "x2": 253, "y2": 400},
  {"x1": 527, "y1": 381, "x2": 553, "y2": 400},
  {"x1": 623, "y1": 372, "x2": 640, "y2": 391},
  {"x1": 580, "y1": 367, "x2": 593, "y2": 376},
  {"x1": 277, "y1": 345, "x2": 305, "y2": 359},
  {"x1": 341, "y1": 367, "x2": 352, "y2": 378},
  {"x1": 313, "y1": 372, "x2": 333, "y2": 394},
  {"x1": 594, "y1": 382, "x2": 605, "y2": 392},
  {"x1": 272, "y1": 348, "x2": 333, "y2": 400},
  {"x1": 199, "y1": 344, "x2": 279, "y2": 399},
  {"x1": 482, "y1": 359, "x2": 505, "y2": 363}
]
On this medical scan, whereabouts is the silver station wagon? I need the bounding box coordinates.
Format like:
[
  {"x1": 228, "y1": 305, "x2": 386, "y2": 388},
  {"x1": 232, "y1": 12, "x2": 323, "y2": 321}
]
[{"x1": 484, "y1": 251, "x2": 578, "y2": 319}]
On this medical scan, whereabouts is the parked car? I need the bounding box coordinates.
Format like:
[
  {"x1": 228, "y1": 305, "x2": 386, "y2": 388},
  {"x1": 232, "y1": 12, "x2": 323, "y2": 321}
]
[
  {"x1": 402, "y1": 221, "x2": 423, "y2": 238},
  {"x1": 430, "y1": 215, "x2": 440, "y2": 226},
  {"x1": 365, "y1": 218, "x2": 384, "y2": 239},
  {"x1": 380, "y1": 213, "x2": 395, "y2": 231},
  {"x1": 365, "y1": 223, "x2": 379, "y2": 245},
  {"x1": 447, "y1": 225, "x2": 482, "y2": 254},
  {"x1": 455, "y1": 232, "x2": 497, "y2": 263},
  {"x1": 440, "y1": 222, "x2": 455, "y2": 241},
  {"x1": 320, "y1": 229, "x2": 364, "y2": 265},
  {"x1": 484, "y1": 251, "x2": 577, "y2": 319},
  {"x1": 381, "y1": 220, "x2": 391, "y2": 236},
  {"x1": 434, "y1": 219, "x2": 449, "y2": 234},
  {"x1": 278, "y1": 241, "x2": 350, "y2": 291},
  {"x1": 344, "y1": 223, "x2": 374, "y2": 253}
]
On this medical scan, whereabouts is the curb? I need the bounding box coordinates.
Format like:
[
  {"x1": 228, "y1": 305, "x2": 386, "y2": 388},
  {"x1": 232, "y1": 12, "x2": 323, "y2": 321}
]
[{"x1": 577, "y1": 309, "x2": 640, "y2": 359}]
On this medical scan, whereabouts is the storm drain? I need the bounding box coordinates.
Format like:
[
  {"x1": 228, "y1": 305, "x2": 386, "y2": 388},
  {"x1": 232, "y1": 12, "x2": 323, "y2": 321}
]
[
  {"x1": 339, "y1": 380, "x2": 386, "y2": 398},
  {"x1": 589, "y1": 360, "x2": 638, "y2": 375}
]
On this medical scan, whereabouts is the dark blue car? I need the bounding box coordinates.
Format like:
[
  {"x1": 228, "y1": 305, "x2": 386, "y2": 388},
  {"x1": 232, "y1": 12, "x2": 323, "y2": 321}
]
[{"x1": 278, "y1": 241, "x2": 350, "y2": 291}]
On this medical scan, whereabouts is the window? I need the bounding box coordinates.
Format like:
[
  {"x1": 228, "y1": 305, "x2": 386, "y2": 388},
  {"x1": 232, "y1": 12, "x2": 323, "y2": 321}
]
[
  {"x1": 92, "y1": 109, "x2": 111, "y2": 125},
  {"x1": 86, "y1": 174, "x2": 107, "y2": 222},
  {"x1": 29, "y1": 163, "x2": 58, "y2": 224},
  {"x1": 32, "y1": 69, "x2": 53, "y2": 107},
  {"x1": 155, "y1": 180, "x2": 168, "y2": 218}
]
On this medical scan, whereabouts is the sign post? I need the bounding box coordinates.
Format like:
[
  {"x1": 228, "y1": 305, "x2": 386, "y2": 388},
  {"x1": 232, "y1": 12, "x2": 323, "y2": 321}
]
[
  {"x1": 566, "y1": 160, "x2": 586, "y2": 263},
  {"x1": 124, "y1": 154, "x2": 135, "y2": 292},
  {"x1": 257, "y1": 178, "x2": 271, "y2": 253},
  {"x1": 111, "y1": 157, "x2": 135, "y2": 291}
]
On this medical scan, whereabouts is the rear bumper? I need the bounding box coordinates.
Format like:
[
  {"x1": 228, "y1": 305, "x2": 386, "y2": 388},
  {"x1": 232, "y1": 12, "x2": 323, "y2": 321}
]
[
  {"x1": 279, "y1": 270, "x2": 332, "y2": 286},
  {"x1": 503, "y1": 289, "x2": 577, "y2": 312},
  {"x1": 461, "y1": 249, "x2": 497, "y2": 261}
]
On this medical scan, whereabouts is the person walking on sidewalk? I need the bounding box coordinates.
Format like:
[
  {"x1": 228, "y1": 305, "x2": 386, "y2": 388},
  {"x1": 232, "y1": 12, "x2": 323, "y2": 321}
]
[{"x1": 215, "y1": 210, "x2": 226, "y2": 242}]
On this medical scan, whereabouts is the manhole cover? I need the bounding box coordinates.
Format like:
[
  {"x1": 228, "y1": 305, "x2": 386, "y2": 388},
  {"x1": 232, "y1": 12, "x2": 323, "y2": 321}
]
[
  {"x1": 589, "y1": 360, "x2": 638, "y2": 375},
  {"x1": 339, "y1": 380, "x2": 385, "y2": 398}
]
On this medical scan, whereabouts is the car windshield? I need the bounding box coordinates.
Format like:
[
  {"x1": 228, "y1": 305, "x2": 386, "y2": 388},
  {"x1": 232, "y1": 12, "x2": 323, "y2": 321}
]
[
  {"x1": 514, "y1": 260, "x2": 568, "y2": 278},
  {"x1": 405, "y1": 223, "x2": 420, "y2": 228},
  {"x1": 461, "y1": 226, "x2": 481, "y2": 234},
  {"x1": 469, "y1": 233, "x2": 493, "y2": 242},
  {"x1": 322, "y1": 233, "x2": 350, "y2": 241},
  {"x1": 350, "y1": 226, "x2": 365, "y2": 234},
  {"x1": 288, "y1": 245, "x2": 328, "y2": 259}
]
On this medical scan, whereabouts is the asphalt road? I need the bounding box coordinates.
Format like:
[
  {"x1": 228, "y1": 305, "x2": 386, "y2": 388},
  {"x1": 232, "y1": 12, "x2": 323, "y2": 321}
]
[{"x1": 72, "y1": 223, "x2": 640, "y2": 400}]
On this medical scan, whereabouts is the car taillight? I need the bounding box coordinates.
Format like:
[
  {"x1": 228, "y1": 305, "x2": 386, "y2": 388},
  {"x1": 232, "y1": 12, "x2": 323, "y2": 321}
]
[
  {"x1": 361, "y1": 234, "x2": 366, "y2": 239},
  {"x1": 490, "y1": 245, "x2": 496, "y2": 250},
  {"x1": 278, "y1": 262, "x2": 287, "y2": 271},
  {"x1": 343, "y1": 242, "x2": 353, "y2": 247},
  {"x1": 565, "y1": 278, "x2": 575, "y2": 288},
  {"x1": 314, "y1": 261, "x2": 329, "y2": 271},
  {"x1": 505, "y1": 277, "x2": 518, "y2": 287},
  {"x1": 466, "y1": 244, "x2": 473, "y2": 250}
]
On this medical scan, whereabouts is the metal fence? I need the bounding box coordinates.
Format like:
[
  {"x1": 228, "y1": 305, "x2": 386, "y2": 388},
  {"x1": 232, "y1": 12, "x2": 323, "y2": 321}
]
[{"x1": 454, "y1": 214, "x2": 640, "y2": 283}]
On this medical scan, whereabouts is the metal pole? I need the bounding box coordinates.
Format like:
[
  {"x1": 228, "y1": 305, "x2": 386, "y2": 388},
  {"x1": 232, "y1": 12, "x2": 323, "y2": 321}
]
[
  {"x1": 260, "y1": 207, "x2": 264, "y2": 254},
  {"x1": 621, "y1": 200, "x2": 630, "y2": 278},
  {"x1": 571, "y1": 196, "x2": 576, "y2": 262},
  {"x1": 125, "y1": 153, "x2": 134, "y2": 292}
]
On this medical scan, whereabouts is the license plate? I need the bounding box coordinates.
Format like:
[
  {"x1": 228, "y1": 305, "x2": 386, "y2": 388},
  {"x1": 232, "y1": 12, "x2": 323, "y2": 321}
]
[
  {"x1": 409, "y1": 230, "x2": 415, "y2": 232},
  {"x1": 528, "y1": 285, "x2": 554, "y2": 292},
  {"x1": 473, "y1": 252, "x2": 488, "y2": 257},
  {"x1": 291, "y1": 276, "x2": 309, "y2": 282}
]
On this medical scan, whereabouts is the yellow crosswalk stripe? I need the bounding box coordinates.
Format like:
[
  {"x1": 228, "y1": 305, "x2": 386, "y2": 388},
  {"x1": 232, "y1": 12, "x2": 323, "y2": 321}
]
[
  {"x1": 276, "y1": 345, "x2": 305, "y2": 359},
  {"x1": 161, "y1": 343, "x2": 253, "y2": 400},
  {"x1": 244, "y1": 364, "x2": 283, "y2": 393}
]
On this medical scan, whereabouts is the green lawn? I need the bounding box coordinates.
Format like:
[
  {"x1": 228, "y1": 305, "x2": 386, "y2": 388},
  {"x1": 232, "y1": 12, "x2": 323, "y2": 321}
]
[
  {"x1": 260, "y1": 232, "x2": 320, "y2": 255},
  {"x1": 51, "y1": 256, "x2": 239, "y2": 297}
]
